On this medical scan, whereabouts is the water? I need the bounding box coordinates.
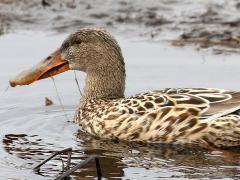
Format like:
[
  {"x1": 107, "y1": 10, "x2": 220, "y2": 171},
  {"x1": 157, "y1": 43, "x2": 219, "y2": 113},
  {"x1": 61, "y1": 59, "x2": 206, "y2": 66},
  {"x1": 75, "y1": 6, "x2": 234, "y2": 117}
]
[{"x1": 0, "y1": 32, "x2": 240, "y2": 179}]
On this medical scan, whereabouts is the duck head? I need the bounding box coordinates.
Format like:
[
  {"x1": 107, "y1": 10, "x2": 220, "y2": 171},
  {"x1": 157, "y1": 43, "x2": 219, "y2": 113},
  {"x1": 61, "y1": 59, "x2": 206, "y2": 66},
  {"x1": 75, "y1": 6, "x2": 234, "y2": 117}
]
[{"x1": 9, "y1": 28, "x2": 126, "y2": 99}]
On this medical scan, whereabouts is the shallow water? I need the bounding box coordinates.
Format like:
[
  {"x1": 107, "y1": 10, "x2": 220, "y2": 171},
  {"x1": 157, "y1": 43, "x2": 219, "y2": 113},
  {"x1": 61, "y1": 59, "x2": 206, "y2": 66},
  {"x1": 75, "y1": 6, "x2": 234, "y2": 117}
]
[{"x1": 0, "y1": 32, "x2": 240, "y2": 179}]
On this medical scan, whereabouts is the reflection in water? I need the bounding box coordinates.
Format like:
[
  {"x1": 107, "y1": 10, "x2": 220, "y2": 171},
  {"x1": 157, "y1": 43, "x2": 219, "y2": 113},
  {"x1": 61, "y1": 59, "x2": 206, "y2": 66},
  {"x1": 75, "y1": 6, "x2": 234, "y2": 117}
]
[{"x1": 2, "y1": 132, "x2": 240, "y2": 179}]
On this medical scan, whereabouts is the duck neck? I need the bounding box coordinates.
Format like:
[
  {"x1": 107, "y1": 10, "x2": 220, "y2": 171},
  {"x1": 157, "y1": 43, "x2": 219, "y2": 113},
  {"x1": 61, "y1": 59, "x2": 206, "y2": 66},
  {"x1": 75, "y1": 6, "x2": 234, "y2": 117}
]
[{"x1": 81, "y1": 66, "x2": 125, "y2": 105}]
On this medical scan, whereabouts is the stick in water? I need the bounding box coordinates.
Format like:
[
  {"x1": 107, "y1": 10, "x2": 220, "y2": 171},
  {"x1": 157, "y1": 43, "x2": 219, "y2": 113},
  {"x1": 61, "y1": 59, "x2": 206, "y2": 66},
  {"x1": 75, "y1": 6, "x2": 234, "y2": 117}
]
[
  {"x1": 51, "y1": 77, "x2": 70, "y2": 121},
  {"x1": 74, "y1": 70, "x2": 83, "y2": 97},
  {"x1": 1, "y1": 85, "x2": 9, "y2": 98}
]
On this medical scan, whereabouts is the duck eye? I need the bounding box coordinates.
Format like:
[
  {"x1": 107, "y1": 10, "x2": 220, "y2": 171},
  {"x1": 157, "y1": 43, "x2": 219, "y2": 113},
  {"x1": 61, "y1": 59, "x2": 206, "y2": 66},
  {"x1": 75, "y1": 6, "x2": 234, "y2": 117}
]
[{"x1": 73, "y1": 39, "x2": 82, "y2": 45}]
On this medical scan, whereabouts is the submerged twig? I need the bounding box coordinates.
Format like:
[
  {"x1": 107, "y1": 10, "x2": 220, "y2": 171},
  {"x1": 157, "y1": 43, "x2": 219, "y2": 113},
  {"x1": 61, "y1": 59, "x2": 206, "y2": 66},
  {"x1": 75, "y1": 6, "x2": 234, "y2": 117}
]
[
  {"x1": 51, "y1": 77, "x2": 70, "y2": 121},
  {"x1": 33, "y1": 147, "x2": 72, "y2": 172},
  {"x1": 74, "y1": 70, "x2": 83, "y2": 97},
  {"x1": 59, "y1": 154, "x2": 65, "y2": 170},
  {"x1": 33, "y1": 147, "x2": 101, "y2": 180},
  {"x1": 1, "y1": 85, "x2": 9, "y2": 98},
  {"x1": 55, "y1": 155, "x2": 102, "y2": 180}
]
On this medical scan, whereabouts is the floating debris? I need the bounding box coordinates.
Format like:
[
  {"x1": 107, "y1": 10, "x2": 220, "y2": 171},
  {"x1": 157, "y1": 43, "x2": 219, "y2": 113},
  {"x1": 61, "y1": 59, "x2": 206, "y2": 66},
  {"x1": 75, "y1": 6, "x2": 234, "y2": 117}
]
[{"x1": 45, "y1": 97, "x2": 54, "y2": 106}]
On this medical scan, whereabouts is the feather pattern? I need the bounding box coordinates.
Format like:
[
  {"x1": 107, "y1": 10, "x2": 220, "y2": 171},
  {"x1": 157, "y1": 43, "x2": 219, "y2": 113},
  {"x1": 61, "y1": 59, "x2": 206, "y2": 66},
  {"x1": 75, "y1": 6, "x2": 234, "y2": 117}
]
[{"x1": 75, "y1": 88, "x2": 240, "y2": 148}]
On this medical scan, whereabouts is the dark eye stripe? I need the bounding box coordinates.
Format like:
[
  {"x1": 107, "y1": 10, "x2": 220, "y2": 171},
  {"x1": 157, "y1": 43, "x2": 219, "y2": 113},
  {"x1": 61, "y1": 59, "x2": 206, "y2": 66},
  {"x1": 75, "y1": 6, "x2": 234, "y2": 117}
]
[
  {"x1": 61, "y1": 40, "x2": 70, "y2": 50},
  {"x1": 73, "y1": 39, "x2": 82, "y2": 44},
  {"x1": 61, "y1": 39, "x2": 82, "y2": 51}
]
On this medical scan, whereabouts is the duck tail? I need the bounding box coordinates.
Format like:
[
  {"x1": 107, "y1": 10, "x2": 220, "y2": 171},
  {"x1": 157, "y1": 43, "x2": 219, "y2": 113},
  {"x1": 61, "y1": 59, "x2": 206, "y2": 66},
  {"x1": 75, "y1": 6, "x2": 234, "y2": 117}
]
[{"x1": 203, "y1": 115, "x2": 240, "y2": 148}]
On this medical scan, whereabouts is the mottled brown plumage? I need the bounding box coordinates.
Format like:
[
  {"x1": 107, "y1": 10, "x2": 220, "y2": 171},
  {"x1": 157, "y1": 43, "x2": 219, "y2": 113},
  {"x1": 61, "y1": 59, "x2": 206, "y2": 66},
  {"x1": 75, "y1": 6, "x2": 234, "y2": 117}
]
[
  {"x1": 75, "y1": 88, "x2": 240, "y2": 147},
  {"x1": 63, "y1": 28, "x2": 240, "y2": 148},
  {"x1": 10, "y1": 28, "x2": 240, "y2": 148}
]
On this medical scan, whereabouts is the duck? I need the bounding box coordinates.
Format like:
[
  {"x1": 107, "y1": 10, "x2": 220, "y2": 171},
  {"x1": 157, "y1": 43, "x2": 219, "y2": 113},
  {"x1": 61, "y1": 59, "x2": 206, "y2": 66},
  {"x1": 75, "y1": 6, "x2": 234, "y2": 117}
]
[{"x1": 9, "y1": 28, "x2": 240, "y2": 149}]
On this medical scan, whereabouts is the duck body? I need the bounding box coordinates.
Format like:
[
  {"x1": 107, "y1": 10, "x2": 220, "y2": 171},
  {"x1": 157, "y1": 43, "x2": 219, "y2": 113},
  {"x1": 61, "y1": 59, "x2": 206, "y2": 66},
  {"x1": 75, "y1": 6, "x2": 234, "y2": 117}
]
[
  {"x1": 76, "y1": 88, "x2": 240, "y2": 148},
  {"x1": 9, "y1": 28, "x2": 240, "y2": 148}
]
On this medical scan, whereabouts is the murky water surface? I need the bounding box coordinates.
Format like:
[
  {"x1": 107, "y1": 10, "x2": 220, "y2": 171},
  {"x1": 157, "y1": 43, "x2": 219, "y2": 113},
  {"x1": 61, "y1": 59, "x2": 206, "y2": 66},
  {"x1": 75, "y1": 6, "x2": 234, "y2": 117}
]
[{"x1": 0, "y1": 32, "x2": 240, "y2": 179}]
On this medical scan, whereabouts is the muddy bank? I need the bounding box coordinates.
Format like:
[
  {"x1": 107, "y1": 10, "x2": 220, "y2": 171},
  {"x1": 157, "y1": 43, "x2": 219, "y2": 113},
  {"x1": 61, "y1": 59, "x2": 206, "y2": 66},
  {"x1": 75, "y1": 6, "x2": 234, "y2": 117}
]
[
  {"x1": 172, "y1": 5, "x2": 240, "y2": 54},
  {"x1": 0, "y1": 0, "x2": 240, "y2": 52}
]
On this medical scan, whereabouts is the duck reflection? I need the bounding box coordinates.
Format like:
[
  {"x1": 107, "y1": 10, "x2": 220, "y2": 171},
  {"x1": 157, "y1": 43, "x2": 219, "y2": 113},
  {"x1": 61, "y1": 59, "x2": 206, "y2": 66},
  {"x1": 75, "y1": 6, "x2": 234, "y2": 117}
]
[{"x1": 2, "y1": 131, "x2": 240, "y2": 179}]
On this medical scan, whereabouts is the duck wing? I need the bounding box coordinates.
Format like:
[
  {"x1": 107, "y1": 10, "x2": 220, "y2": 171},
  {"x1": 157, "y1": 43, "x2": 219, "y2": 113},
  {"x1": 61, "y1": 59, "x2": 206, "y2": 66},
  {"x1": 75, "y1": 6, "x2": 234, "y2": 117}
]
[
  {"x1": 158, "y1": 88, "x2": 240, "y2": 118},
  {"x1": 122, "y1": 88, "x2": 240, "y2": 119}
]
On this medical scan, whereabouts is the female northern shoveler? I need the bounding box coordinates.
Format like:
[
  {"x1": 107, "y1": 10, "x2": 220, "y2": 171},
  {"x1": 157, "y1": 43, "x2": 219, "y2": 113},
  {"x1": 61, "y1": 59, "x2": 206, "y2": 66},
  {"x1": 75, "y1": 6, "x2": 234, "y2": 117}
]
[{"x1": 9, "y1": 28, "x2": 240, "y2": 148}]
